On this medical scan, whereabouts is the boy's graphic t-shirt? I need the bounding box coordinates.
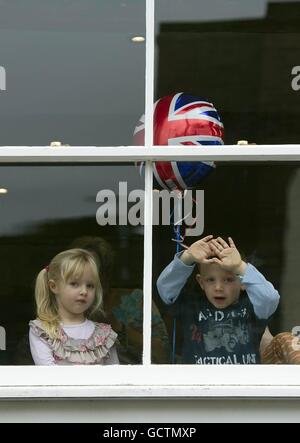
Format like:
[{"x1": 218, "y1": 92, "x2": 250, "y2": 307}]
[{"x1": 179, "y1": 292, "x2": 267, "y2": 364}]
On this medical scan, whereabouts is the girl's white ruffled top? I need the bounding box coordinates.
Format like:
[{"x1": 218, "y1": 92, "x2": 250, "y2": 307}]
[{"x1": 29, "y1": 319, "x2": 119, "y2": 365}]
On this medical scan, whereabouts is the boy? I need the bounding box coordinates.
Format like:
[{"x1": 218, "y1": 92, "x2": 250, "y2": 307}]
[{"x1": 157, "y1": 235, "x2": 280, "y2": 364}]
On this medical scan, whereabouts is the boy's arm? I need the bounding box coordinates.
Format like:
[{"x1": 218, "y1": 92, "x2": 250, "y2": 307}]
[
  {"x1": 157, "y1": 252, "x2": 195, "y2": 304},
  {"x1": 241, "y1": 263, "x2": 280, "y2": 319}
]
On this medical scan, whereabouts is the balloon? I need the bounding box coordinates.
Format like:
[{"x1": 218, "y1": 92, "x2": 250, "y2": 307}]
[{"x1": 133, "y1": 92, "x2": 224, "y2": 191}]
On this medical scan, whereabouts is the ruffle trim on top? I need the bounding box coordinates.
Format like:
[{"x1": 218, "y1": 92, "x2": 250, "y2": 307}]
[{"x1": 29, "y1": 320, "x2": 118, "y2": 365}]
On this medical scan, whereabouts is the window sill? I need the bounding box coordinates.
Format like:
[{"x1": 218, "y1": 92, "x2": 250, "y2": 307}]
[{"x1": 0, "y1": 365, "x2": 300, "y2": 399}]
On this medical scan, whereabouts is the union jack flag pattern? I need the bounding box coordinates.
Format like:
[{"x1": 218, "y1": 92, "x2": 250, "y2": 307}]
[{"x1": 133, "y1": 92, "x2": 224, "y2": 191}]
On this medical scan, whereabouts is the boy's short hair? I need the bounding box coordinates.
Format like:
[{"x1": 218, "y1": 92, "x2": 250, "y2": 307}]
[
  {"x1": 196, "y1": 246, "x2": 247, "y2": 274},
  {"x1": 196, "y1": 255, "x2": 247, "y2": 274}
]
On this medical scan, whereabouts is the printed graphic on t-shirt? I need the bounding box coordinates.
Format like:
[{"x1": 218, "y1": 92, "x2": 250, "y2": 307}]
[
  {"x1": 183, "y1": 299, "x2": 265, "y2": 365},
  {"x1": 203, "y1": 320, "x2": 249, "y2": 353}
]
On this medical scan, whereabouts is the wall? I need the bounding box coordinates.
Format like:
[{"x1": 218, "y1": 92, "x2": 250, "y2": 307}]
[{"x1": 1, "y1": 399, "x2": 300, "y2": 422}]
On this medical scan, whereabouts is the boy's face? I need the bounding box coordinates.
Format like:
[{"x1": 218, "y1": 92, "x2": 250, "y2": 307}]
[{"x1": 196, "y1": 263, "x2": 242, "y2": 310}]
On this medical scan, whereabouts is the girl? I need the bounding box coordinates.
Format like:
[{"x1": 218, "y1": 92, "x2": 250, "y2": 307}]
[{"x1": 29, "y1": 248, "x2": 119, "y2": 365}]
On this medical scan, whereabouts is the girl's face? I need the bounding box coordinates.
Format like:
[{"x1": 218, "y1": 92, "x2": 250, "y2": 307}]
[{"x1": 49, "y1": 266, "x2": 96, "y2": 324}]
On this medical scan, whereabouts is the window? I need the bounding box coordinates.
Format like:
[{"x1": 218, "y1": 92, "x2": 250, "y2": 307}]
[
  {"x1": 1, "y1": 0, "x2": 300, "y2": 398},
  {"x1": 153, "y1": 161, "x2": 300, "y2": 365},
  {"x1": 0, "y1": 164, "x2": 144, "y2": 366},
  {"x1": 155, "y1": 0, "x2": 300, "y2": 144},
  {"x1": 0, "y1": 0, "x2": 145, "y2": 146}
]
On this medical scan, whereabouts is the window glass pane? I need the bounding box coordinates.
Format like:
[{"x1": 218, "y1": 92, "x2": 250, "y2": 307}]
[
  {"x1": 0, "y1": 1, "x2": 145, "y2": 146},
  {"x1": 153, "y1": 161, "x2": 300, "y2": 364},
  {"x1": 0, "y1": 164, "x2": 144, "y2": 365},
  {"x1": 155, "y1": 0, "x2": 300, "y2": 143}
]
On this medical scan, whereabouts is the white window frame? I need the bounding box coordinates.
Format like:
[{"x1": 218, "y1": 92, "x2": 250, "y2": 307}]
[{"x1": 1, "y1": 0, "x2": 300, "y2": 399}]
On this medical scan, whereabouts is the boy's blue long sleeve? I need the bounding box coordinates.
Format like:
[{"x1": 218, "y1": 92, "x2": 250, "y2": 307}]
[
  {"x1": 241, "y1": 263, "x2": 280, "y2": 319},
  {"x1": 156, "y1": 254, "x2": 280, "y2": 319},
  {"x1": 157, "y1": 252, "x2": 195, "y2": 305}
]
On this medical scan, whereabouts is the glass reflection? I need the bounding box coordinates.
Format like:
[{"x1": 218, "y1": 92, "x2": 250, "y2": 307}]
[
  {"x1": 153, "y1": 162, "x2": 300, "y2": 364},
  {"x1": 155, "y1": 0, "x2": 300, "y2": 143},
  {"x1": 0, "y1": 164, "x2": 144, "y2": 365},
  {"x1": 0, "y1": 1, "x2": 145, "y2": 145}
]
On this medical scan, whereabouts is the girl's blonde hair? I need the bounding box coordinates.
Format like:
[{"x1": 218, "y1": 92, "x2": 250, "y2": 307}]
[{"x1": 35, "y1": 248, "x2": 103, "y2": 339}]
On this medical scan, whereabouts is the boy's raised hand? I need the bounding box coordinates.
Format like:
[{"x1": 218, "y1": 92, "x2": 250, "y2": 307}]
[
  {"x1": 181, "y1": 235, "x2": 214, "y2": 265},
  {"x1": 209, "y1": 237, "x2": 247, "y2": 275}
]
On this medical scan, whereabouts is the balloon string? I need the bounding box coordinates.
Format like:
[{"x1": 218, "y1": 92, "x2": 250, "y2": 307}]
[
  {"x1": 171, "y1": 190, "x2": 198, "y2": 245},
  {"x1": 172, "y1": 224, "x2": 182, "y2": 364}
]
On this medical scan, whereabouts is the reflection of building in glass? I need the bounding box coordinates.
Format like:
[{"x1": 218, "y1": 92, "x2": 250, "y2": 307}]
[
  {"x1": 157, "y1": 2, "x2": 300, "y2": 144},
  {"x1": 154, "y1": 2, "x2": 300, "y2": 334}
]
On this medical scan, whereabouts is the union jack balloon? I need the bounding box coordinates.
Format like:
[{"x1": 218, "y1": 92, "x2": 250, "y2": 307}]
[{"x1": 133, "y1": 92, "x2": 224, "y2": 191}]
